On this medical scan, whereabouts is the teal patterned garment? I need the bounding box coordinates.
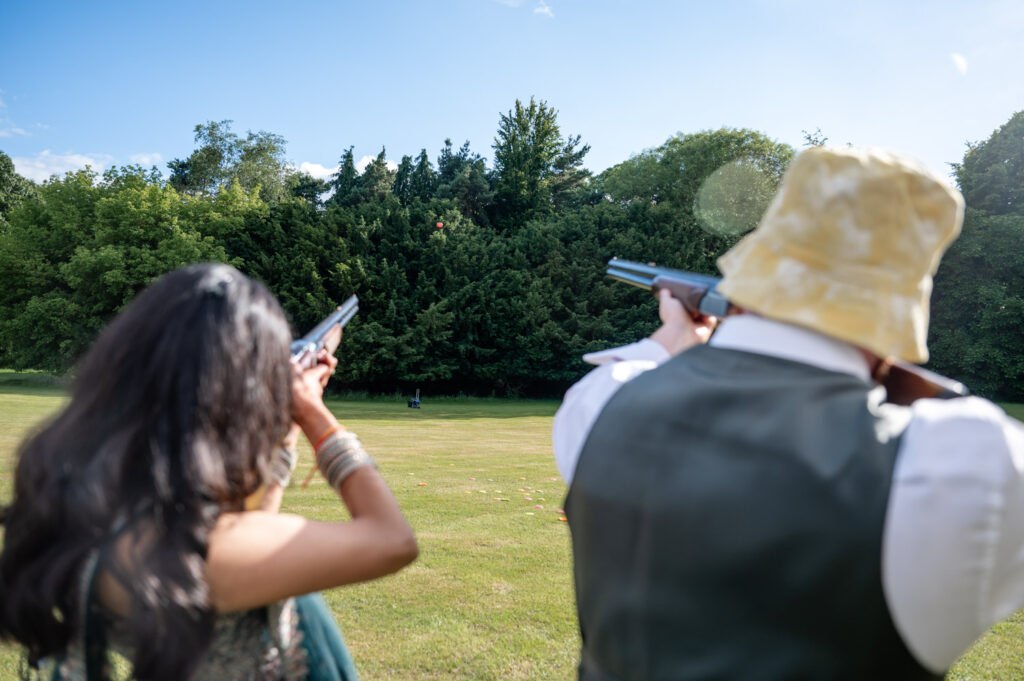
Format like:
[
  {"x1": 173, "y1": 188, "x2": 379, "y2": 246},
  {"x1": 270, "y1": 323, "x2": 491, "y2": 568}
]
[
  {"x1": 293, "y1": 593, "x2": 360, "y2": 681},
  {"x1": 46, "y1": 552, "x2": 309, "y2": 681}
]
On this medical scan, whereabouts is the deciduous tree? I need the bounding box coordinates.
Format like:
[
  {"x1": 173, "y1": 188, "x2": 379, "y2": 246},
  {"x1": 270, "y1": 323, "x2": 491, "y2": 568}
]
[
  {"x1": 168, "y1": 120, "x2": 290, "y2": 202},
  {"x1": 0, "y1": 151, "x2": 37, "y2": 232},
  {"x1": 930, "y1": 110, "x2": 1024, "y2": 400}
]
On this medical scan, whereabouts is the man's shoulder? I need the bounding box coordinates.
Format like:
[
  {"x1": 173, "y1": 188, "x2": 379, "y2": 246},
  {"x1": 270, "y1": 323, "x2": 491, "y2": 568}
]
[
  {"x1": 909, "y1": 395, "x2": 1016, "y2": 429},
  {"x1": 901, "y1": 396, "x2": 1024, "y2": 484},
  {"x1": 656, "y1": 342, "x2": 870, "y2": 388}
]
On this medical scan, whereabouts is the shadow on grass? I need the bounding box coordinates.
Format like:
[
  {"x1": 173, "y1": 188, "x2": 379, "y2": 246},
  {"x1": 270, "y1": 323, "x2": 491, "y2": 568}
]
[
  {"x1": 0, "y1": 372, "x2": 562, "y2": 419},
  {"x1": 323, "y1": 397, "x2": 561, "y2": 420},
  {"x1": 0, "y1": 371, "x2": 69, "y2": 398},
  {"x1": 0, "y1": 370, "x2": 68, "y2": 387}
]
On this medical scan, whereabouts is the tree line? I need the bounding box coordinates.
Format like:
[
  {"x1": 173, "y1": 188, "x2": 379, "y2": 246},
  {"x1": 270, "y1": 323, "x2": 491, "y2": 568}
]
[{"x1": 0, "y1": 102, "x2": 1020, "y2": 400}]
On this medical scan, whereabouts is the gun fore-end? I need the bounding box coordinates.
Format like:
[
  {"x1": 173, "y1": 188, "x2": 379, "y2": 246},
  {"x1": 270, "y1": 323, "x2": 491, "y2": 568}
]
[{"x1": 290, "y1": 294, "x2": 359, "y2": 367}]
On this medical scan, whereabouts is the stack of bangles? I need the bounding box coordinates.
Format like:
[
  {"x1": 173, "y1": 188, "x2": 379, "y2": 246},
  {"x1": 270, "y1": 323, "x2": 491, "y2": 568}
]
[
  {"x1": 314, "y1": 425, "x2": 377, "y2": 491},
  {"x1": 271, "y1": 445, "x2": 298, "y2": 487}
]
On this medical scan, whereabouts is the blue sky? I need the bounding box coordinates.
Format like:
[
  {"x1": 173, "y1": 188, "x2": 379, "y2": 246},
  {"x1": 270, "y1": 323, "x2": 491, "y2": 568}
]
[{"x1": 1, "y1": 0, "x2": 1022, "y2": 185}]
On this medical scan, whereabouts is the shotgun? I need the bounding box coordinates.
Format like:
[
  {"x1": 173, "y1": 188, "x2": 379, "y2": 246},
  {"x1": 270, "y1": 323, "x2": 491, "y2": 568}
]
[
  {"x1": 290, "y1": 295, "x2": 359, "y2": 369},
  {"x1": 606, "y1": 258, "x2": 968, "y2": 406}
]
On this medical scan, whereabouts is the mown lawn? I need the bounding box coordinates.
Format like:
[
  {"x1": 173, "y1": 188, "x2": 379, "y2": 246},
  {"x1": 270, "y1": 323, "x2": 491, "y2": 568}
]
[
  {"x1": 0, "y1": 375, "x2": 1022, "y2": 679},
  {"x1": 0, "y1": 383, "x2": 577, "y2": 680}
]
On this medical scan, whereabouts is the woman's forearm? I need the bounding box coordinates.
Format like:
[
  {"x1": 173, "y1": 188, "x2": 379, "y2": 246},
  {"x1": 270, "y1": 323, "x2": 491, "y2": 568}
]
[{"x1": 298, "y1": 403, "x2": 417, "y2": 565}]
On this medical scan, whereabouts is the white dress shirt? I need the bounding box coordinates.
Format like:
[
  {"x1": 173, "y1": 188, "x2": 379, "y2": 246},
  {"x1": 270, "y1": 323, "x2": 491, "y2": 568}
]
[{"x1": 552, "y1": 315, "x2": 1024, "y2": 672}]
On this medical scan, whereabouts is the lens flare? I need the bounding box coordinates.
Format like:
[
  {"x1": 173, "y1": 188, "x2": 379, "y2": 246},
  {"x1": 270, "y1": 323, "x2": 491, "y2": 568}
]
[{"x1": 694, "y1": 159, "x2": 778, "y2": 237}]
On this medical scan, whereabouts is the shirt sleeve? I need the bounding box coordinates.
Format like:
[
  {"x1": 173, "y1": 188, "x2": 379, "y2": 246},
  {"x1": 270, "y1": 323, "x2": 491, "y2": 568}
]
[
  {"x1": 882, "y1": 397, "x2": 1024, "y2": 672},
  {"x1": 552, "y1": 340, "x2": 669, "y2": 485}
]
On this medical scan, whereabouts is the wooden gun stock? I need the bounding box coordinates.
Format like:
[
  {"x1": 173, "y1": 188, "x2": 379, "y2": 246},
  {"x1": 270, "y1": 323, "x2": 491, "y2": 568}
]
[
  {"x1": 876, "y1": 360, "x2": 968, "y2": 406},
  {"x1": 607, "y1": 258, "x2": 968, "y2": 405}
]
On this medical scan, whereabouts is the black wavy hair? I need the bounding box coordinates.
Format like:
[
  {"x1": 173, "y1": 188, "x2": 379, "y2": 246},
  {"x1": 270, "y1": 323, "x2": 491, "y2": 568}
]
[{"x1": 0, "y1": 263, "x2": 293, "y2": 680}]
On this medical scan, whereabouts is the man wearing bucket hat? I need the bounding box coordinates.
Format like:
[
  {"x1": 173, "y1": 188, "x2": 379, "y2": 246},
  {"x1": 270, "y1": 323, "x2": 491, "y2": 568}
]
[{"x1": 554, "y1": 147, "x2": 1024, "y2": 680}]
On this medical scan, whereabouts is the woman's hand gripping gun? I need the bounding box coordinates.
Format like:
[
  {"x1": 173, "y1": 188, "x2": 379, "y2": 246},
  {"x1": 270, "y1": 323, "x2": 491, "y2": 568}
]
[{"x1": 253, "y1": 295, "x2": 360, "y2": 507}]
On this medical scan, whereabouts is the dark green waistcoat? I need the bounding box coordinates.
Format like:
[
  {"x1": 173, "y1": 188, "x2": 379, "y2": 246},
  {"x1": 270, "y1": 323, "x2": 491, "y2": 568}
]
[{"x1": 565, "y1": 345, "x2": 940, "y2": 681}]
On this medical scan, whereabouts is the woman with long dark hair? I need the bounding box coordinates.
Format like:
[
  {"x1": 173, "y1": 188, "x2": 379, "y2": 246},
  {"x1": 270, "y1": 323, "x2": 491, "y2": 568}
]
[{"x1": 0, "y1": 263, "x2": 418, "y2": 680}]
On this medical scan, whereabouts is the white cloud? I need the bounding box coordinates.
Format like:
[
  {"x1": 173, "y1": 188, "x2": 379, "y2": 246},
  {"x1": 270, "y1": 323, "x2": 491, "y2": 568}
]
[
  {"x1": 534, "y1": 0, "x2": 553, "y2": 17},
  {"x1": 355, "y1": 155, "x2": 398, "y2": 174},
  {"x1": 951, "y1": 53, "x2": 968, "y2": 75},
  {"x1": 0, "y1": 95, "x2": 5, "y2": 108},
  {"x1": 130, "y1": 152, "x2": 164, "y2": 167},
  {"x1": 13, "y1": 150, "x2": 114, "y2": 183},
  {"x1": 298, "y1": 161, "x2": 339, "y2": 180},
  {"x1": 0, "y1": 109, "x2": 30, "y2": 137}
]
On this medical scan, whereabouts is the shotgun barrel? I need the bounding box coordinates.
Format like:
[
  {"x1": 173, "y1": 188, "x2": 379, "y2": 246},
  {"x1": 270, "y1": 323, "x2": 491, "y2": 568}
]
[
  {"x1": 607, "y1": 259, "x2": 731, "y2": 318},
  {"x1": 290, "y1": 295, "x2": 359, "y2": 368},
  {"x1": 606, "y1": 258, "x2": 968, "y2": 405}
]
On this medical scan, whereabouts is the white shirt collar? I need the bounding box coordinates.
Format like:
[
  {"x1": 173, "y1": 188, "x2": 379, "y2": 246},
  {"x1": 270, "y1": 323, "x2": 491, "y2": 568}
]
[{"x1": 709, "y1": 315, "x2": 872, "y2": 382}]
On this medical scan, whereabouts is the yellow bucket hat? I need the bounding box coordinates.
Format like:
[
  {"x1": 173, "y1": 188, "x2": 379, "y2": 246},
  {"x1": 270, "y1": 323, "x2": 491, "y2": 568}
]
[{"x1": 716, "y1": 147, "x2": 964, "y2": 364}]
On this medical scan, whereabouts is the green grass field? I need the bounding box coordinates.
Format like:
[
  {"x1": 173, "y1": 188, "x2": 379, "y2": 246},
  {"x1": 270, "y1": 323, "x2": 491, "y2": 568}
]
[
  {"x1": 0, "y1": 383, "x2": 577, "y2": 680},
  {"x1": 1, "y1": 376, "x2": 1022, "y2": 679}
]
